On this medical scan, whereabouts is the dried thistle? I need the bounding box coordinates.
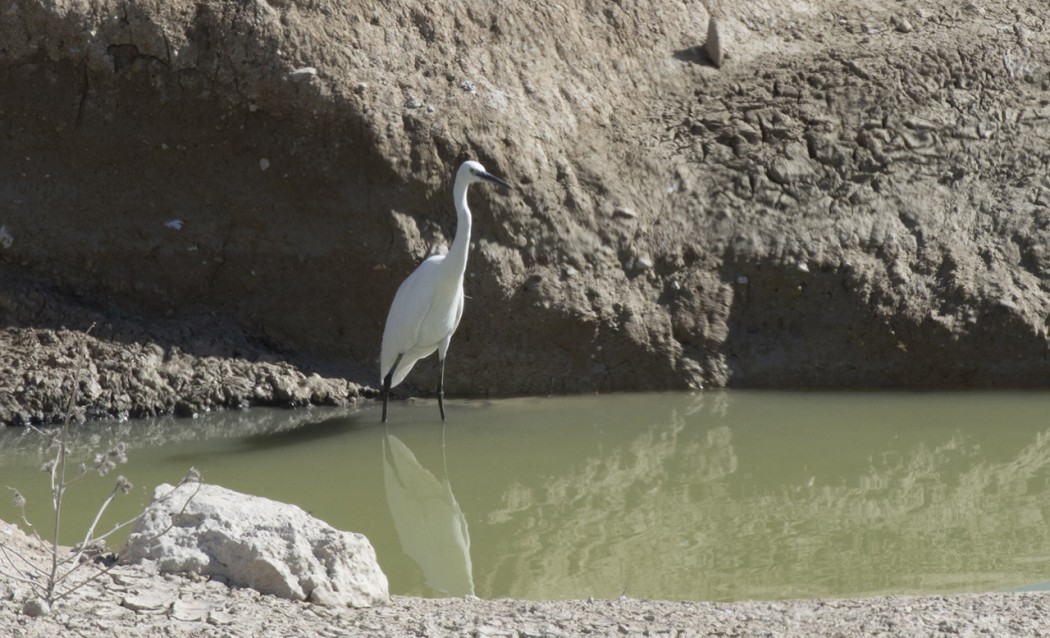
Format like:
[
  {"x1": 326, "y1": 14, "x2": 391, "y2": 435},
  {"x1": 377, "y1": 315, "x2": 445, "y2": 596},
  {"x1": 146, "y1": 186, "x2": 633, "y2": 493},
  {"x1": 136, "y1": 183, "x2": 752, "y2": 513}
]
[
  {"x1": 91, "y1": 443, "x2": 129, "y2": 477},
  {"x1": 1, "y1": 322, "x2": 197, "y2": 608},
  {"x1": 110, "y1": 443, "x2": 128, "y2": 465}
]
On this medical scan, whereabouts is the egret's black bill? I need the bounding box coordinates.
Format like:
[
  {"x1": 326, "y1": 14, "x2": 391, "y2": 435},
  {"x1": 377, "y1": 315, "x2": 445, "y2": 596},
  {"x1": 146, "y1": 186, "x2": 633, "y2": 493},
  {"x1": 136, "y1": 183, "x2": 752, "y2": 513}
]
[{"x1": 479, "y1": 171, "x2": 513, "y2": 190}]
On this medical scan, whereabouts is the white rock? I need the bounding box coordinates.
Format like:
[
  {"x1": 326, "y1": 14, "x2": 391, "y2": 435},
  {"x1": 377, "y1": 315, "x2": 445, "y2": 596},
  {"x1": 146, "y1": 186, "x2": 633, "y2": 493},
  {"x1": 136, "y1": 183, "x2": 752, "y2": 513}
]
[
  {"x1": 288, "y1": 66, "x2": 317, "y2": 81},
  {"x1": 119, "y1": 483, "x2": 388, "y2": 608},
  {"x1": 121, "y1": 591, "x2": 171, "y2": 613},
  {"x1": 171, "y1": 599, "x2": 212, "y2": 621}
]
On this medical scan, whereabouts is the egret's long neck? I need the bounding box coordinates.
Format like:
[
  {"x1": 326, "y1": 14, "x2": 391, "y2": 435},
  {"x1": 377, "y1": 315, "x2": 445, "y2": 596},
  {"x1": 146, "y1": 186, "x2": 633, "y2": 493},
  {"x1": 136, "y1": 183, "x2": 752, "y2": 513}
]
[{"x1": 447, "y1": 179, "x2": 472, "y2": 275}]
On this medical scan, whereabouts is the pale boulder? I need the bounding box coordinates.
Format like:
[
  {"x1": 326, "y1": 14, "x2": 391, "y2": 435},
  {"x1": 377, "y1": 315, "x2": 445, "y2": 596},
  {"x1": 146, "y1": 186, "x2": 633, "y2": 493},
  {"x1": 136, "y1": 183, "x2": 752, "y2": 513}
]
[{"x1": 120, "y1": 482, "x2": 388, "y2": 608}]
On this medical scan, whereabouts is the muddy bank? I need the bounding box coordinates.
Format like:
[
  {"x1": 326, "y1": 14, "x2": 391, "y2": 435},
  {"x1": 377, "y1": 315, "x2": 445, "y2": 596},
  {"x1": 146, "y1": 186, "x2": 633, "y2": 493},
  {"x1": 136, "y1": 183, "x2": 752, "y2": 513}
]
[
  {"x1": 1, "y1": 0, "x2": 1049, "y2": 423},
  {"x1": 0, "y1": 267, "x2": 370, "y2": 425},
  {"x1": 2, "y1": 517, "x2": 1049, "y2": 637}
]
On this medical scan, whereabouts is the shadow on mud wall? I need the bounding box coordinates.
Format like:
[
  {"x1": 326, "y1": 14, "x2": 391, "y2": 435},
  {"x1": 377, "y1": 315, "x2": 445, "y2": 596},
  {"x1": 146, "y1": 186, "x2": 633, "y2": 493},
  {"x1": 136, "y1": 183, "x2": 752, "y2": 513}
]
[
  {"x1": 720, "y1": 259, "x2": 1050, "y2": 388},
  {"x1": 0, "y1": 55, "x2": 420, "y2": 384}
]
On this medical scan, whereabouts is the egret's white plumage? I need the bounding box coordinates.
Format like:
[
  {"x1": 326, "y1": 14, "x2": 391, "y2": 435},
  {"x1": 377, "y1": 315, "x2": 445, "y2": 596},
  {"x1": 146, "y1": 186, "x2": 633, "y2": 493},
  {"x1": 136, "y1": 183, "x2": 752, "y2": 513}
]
[{"x1": 380, "y1": 160, "x2": 511, "y2": 422}]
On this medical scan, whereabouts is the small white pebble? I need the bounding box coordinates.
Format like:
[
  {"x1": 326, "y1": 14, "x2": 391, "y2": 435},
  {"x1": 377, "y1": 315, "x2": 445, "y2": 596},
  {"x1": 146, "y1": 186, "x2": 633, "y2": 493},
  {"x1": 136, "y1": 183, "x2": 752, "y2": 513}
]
[
  {"x1": 163, "y1": 219, "x2": 183, "y2": 230},
  {"x1": 289, "y1": 66, "x2": 317, "y2": 81},
  {"x1": 259, "y1": 158, "x2": 270, "y2": 171}
]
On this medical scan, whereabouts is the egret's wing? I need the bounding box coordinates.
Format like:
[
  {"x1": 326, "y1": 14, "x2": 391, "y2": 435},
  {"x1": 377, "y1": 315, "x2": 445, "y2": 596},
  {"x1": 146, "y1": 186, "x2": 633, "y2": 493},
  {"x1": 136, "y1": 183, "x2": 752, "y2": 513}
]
[
  {"x1": 452, "y1": 288, "x2": 465, "y2": 334},
  {"x1": 438, "y1": 289, "x2": 466, "y2": 359},
  {"x1": 381, "y1": 256, "x2": 442, "y2": 381}
]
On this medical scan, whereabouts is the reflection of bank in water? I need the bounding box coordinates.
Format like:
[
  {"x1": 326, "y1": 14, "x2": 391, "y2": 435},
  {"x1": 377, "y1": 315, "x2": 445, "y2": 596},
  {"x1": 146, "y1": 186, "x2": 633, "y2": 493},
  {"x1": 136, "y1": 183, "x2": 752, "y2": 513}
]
[
  {"x1": 474, "y1": 393, "x2": 1050, "y2": 600},
  {"x1": 382, "y1": 431, "x2": 474, "y2": 596}
]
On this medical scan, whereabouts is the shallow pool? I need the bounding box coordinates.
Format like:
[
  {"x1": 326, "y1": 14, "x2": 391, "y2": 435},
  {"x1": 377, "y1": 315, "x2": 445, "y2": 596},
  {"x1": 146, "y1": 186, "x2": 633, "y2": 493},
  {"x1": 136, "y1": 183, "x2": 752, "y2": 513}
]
[{"x1": 3, "y1": 391, "x2": 1050, "y2": 601}]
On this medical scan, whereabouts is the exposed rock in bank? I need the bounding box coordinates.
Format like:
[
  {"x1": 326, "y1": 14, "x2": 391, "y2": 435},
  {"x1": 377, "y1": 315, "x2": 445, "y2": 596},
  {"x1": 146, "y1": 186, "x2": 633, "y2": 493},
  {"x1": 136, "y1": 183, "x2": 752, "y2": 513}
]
[
  {"x1": 120, "y1": 482, "x2": 389, "y2": 608},
  {"x1": 705, "y1": 16, "x2": 725, "y2": 68}
]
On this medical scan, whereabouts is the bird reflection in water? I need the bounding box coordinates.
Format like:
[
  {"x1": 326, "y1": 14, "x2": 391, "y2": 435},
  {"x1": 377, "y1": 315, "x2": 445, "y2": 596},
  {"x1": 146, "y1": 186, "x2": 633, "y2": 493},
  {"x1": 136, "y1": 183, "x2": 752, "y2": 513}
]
[{"x1": 381, "y1": 426, "x2": 474, "y2": 596}]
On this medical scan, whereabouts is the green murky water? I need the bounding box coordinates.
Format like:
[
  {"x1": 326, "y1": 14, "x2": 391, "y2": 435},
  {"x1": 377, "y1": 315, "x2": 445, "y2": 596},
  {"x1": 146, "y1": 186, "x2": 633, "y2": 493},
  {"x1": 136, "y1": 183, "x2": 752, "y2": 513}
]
[{"x1": 3, "y1": 391, "x2": 1050, "y2": 601}]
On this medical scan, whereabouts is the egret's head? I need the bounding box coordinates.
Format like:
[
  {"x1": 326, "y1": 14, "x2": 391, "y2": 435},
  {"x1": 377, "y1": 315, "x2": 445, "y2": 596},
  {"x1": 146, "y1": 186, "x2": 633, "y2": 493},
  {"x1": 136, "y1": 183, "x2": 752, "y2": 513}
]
[{"x1": 457, "y1": 160, "x2": 512, "y2": 190}]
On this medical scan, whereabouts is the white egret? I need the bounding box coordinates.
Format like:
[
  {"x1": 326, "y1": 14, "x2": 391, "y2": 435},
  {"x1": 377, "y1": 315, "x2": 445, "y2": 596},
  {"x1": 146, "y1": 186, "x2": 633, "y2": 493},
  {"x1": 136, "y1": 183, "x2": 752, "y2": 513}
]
[{"x1": 380, "y1": 160, "x2": 512, "y2": 422}]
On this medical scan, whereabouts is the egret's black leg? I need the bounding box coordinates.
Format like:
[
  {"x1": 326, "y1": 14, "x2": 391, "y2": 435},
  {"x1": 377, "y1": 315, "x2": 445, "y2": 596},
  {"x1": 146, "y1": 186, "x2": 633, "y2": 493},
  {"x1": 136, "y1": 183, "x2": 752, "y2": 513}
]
[
  {"x1": 382, "y1": 354, "x2": 403, "y2": 423},
  {"x1": 381, "y1": 372, "x2": 393, "y2": 423},
  {"x1": 437, "y1": 357, "x2": 447, "y2": 422}
]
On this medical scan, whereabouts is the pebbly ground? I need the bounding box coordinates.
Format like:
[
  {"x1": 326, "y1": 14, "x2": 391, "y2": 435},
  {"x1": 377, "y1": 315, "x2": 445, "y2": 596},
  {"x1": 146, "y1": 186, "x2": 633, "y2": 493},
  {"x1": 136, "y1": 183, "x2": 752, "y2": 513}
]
[{"x1": 2, "y1": 518, "x2": 1049, "y2": 637}]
